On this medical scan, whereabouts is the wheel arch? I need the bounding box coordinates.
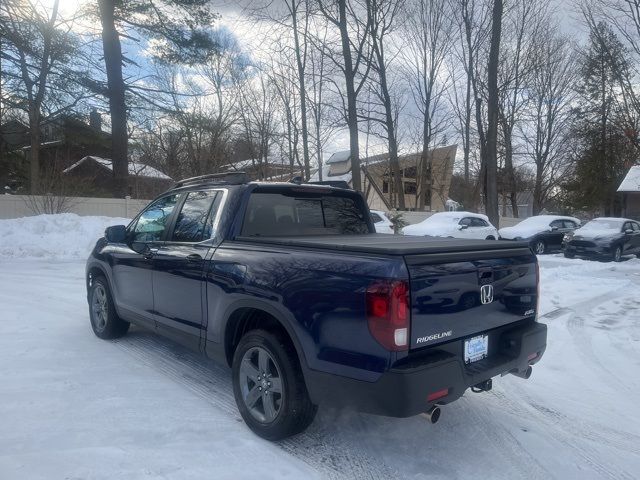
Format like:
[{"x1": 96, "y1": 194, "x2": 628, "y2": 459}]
[{"x1": 222, "y1": 301, "x2": 308, "y2": 373}]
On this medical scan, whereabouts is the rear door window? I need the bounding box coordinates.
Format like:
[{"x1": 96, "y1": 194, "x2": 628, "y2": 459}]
[
  {"x1": 370, "y1": 213, "x2": 382, "y2": 223},
  {"x1": 470, "y1": 218, "x2": 487, "y2": 227},
  {"x1": 171, "y1": 190, "x2": 219, "y2": 242},
  {"x1": 242, "y1": 191, "x2": 369, "y2": 236}
]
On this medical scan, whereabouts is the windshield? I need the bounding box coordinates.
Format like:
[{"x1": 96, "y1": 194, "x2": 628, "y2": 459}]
[
  {"x1": 579, "y1": 219, "x2": 623, "y2": 233},
  {"x1": 241, "y1": 190, "x2": 370, "y2": 236}
]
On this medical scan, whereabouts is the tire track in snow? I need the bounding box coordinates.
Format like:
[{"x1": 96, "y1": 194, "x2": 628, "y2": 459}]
[
  {"x1": 449, "y1": 396, "x2": 550, "y2": 479},
  {"x1": 114, "y1": 329, "x2": 394, "y2": 480},
  {"x1": 487, "y1": 387, "x2": 638, "y2": 480}
]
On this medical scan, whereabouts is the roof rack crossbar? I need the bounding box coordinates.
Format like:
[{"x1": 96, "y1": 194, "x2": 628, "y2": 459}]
[{"x1": 174, "y1": 172, "x2": 248, "y2": 188}]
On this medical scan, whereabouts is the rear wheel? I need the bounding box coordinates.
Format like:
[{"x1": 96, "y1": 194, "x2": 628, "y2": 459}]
[
  {"x1": 486, "y1": 235, "x2": 496, "y2": 240},
  {"x1": 89, "y1": 276, "x2": 129, "y2": 339},
  {"x1": 232, "y1": 329, "x2": 317, "y2": 440},
  {"x1": 533, "y1": 240, "x2": 546, "y2": 255}
]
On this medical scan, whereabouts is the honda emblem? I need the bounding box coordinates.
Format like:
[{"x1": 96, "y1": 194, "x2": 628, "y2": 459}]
[{"x1": 480, "y1": 284, "x2": 494, "y2": 304}]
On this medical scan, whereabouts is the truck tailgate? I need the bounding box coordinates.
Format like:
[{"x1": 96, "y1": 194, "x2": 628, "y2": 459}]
[{"x1": 405, "y1": 246, "x2": 537, "y2": 349}]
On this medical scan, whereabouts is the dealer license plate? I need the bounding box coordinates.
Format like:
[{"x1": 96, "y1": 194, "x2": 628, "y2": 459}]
[{"x1": 464, "y1": 334, "x2": 489, "y2": 364}]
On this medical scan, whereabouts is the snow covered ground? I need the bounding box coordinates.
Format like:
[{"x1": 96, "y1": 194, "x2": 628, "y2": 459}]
[{"x1": 1, "y1": 215, "x2": 640, "y2": 479}]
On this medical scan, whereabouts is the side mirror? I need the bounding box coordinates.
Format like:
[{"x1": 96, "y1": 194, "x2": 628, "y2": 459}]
[
  {"x1": 459, "y1": 224, "x2": 469, "y2": 230},
  {"x1": 105, "y1": 225, "x2": 127, "y2": 243},
  {"x1": 551, "y1": 226, "x2": 559, "y2": 231},
  {"x1": 625, "y1": 229, "x2": 634, "y2": 234}
]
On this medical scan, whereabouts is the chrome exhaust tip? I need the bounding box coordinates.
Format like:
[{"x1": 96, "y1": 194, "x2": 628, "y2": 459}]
[
  {"x1": 425, "y1": 406, "x2": 441, "y2": 424},
  {"x1": 510, "y1": 366, "x2": 533, "y2": 379}
]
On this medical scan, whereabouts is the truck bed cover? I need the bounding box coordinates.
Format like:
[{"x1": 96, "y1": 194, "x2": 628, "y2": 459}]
[{"x1": 233, "y1": 234, "x2": 531, "y2": 256}]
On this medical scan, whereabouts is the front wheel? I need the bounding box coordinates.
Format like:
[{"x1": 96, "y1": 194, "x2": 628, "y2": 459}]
[
  {"x1": 612, "y1": 246, "x2": 622, "y2": 262},
  {"x1": 533, "y1": 240, "x2": 546, "y2": 255},
  {"x1": 232, "y1": 329, "x2": 317, "y2": 440},
  {"x1": 89, "y1": 276, "x2": 129, "y2": 339}
]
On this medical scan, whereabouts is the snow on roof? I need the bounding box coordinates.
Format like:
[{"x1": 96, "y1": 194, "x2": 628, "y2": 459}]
[
  {"x1": 220, "y1": 157, "x2": 291, "y2": 172},
  {"x1": 63, "y1": 156, "x2": 172, "y2": 180},
  {"x1": 326, "y1": 151, "x2": 351, "y2": 164},
  {"x1": 430, "y1": 211, "x2": 489, "y2": 221},
  {"x1": 309, "y1": 164, "x2": 353, "y2": 183},
  {"x1": 618, "y1": 165, "x2": 640, "y2": 192}
]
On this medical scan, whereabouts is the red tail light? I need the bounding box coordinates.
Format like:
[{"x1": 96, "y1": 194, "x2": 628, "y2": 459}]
[{"x1": 366, "y1": 280, "x2": 410, "y2": 351}]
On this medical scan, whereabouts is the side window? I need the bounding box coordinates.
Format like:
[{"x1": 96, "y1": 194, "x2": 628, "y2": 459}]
[
  {"x1": 563, "y1": 220, "x2": 577, "y2": 229},
  {"x1": 470, "y1": 218, "x2": 487, "y2": 227},
  {"x1": 171, "y1": 190, "x2": 219, "y2": 243},
  {"x1": 459, "y1": 217, "x2": 472, "y2": 227},
  {"x1": 632, "y1": 222, "x2": 640, "y2": 232},
  {"x1": 550, "y1": 220, "x2": 564, "y2": 229},
  {"x1": 370, "y1": 213, "x2": 382, "y2": 223},
  {"x1": 131, "y1": 194, "x2": 179, "y2": 242},
  {"x1": 622, "y1": 222, "x2": 631, "y2": 232}
]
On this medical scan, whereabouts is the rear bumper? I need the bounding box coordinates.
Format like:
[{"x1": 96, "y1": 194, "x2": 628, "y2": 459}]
[{"x1": 305, "y1": 320, "x2": 547, "y2": 417}]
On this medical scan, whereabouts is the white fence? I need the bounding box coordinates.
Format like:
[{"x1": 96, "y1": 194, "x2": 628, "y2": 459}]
[{"x1": 0, "y1": 195, "x2": 150, "y2": 220}]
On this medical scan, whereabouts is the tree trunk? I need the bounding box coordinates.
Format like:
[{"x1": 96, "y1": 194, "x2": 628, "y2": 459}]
[
  {"x1": 373, "y1": 41, "x2": 404, "y2": 209},
  {"x1": 98, "y1": 0, "x2": 128, "y2": 197},
  {"x1": 500, "y1": 118, "x2": 519, "y2": 217},
  {"x1": 533, "y1": 163, "x2": 543, "y2": 215},
  {"x1": 485, "y1": 0, "x2": 503, "y2": 228},
  {"x1": 338, "y1": 0, "x2": 362, "y2": 192},
  {"x1": 290, "y1": 6, "x2": 311, "y2": 180},
  {"x1": 29, "y1": 114, "x2": 41, "y2": 194}
]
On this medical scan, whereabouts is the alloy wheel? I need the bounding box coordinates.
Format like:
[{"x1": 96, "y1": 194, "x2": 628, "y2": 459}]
[
  {"x1": 239, "y1": 346, "x2": 283, "y2": 423},
  {"x1": 91, "y1": 284, "x2": 108, "y2": 332}
]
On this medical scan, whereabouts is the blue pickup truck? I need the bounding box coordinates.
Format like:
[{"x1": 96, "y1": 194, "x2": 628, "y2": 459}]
[{"x1": 86, "y1": 174, "x2": 547, "y2": 440}]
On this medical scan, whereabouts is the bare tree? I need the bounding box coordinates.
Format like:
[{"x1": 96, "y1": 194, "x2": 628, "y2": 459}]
[
  {"x1": 520, "y1": 28, "x2": 577, "y2": 214},
  {"x1": 402, "y1": 0, "x2": 454, "y2": 210},
  {"x1": 0, "y1": 0, "x2": 68, "y2": 194},
  {"x1": 316, "y1": 0, "x2": 373, "y2": 191},
  {"x1": 496, "y1": 0, "x2": 546, "y2": 217},
  {"x1": 364, "y1": 0, "x2": 405, "y2": 207}
]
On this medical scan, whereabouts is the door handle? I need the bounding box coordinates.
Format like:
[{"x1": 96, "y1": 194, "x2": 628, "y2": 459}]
[
  {"x1": 186, "y1": 253, "x2": 203, "y2": 263},
  {"x1": 143, "y1": 247, "x2": 158, "y2": 260}
]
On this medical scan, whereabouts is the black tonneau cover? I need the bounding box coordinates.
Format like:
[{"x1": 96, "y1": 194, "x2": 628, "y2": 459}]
[{"x1": 233, "y1": 234, "x2": 530, "y2": 256}]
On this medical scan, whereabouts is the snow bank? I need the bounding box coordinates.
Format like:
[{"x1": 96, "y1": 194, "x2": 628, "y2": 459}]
[{"x1": 0, "y1": 213, "x2": 130, "y2": 259}]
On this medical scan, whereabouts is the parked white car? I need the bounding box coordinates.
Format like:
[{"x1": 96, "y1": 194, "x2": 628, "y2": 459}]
[
  {"x1": 402, "y1": 212, "x2": 499, "y2": 240},
  {"x1": 370, "y1": 209, "x2": 394, "y2": 234}
]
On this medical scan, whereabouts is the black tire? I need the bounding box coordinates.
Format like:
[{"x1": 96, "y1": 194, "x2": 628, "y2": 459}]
[
  {"x1": 564, "y1": 251, "x2": 575, "y2": 259},
  {"x1": 88, "y1": 275, "x2": 130, "y2": 339},
  {"x1": 532, "y1": 240, "x2": 546, "y2": 255},
  {"x1": 232, "y1": 329, "x2": 317, "y2": 440},
  {"x1": 612, "y1": 246, "x2": 622, "y2": 262},
  {"x1": 486, "y1": 236, "x2": 496, "y2": 240}
]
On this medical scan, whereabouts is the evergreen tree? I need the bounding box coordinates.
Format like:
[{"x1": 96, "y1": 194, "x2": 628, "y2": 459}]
[{"x1": 567, "y1": 22, "x2": 635, "y2": 215}]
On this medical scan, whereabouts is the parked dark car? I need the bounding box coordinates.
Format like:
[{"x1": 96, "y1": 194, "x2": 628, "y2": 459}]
[
  {"x1": 499, "y1": 215, "x2": 580, "y2": 254},
  {"x1": 86, "y1": 174, "x2": 547, "y2": 440},
  {"x1": 563, "y1": 217, "x2": 640, "y2": 261}
]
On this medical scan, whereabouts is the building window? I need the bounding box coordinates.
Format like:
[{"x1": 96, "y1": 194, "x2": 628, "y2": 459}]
[
  {"x1": 383, "y1": 180, "x2": 389, "y2": 193},
  {"x1": 404, "y1": 166, "x2": 417, "y2": 178},
  {"x1": 404, "y1": 182, "x2": 417, "y2": 194}
]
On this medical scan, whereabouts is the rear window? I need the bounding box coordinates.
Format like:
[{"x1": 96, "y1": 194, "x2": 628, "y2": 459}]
[{"x1": 241, "y1": 192, "x2": 369, "y2": 236}]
